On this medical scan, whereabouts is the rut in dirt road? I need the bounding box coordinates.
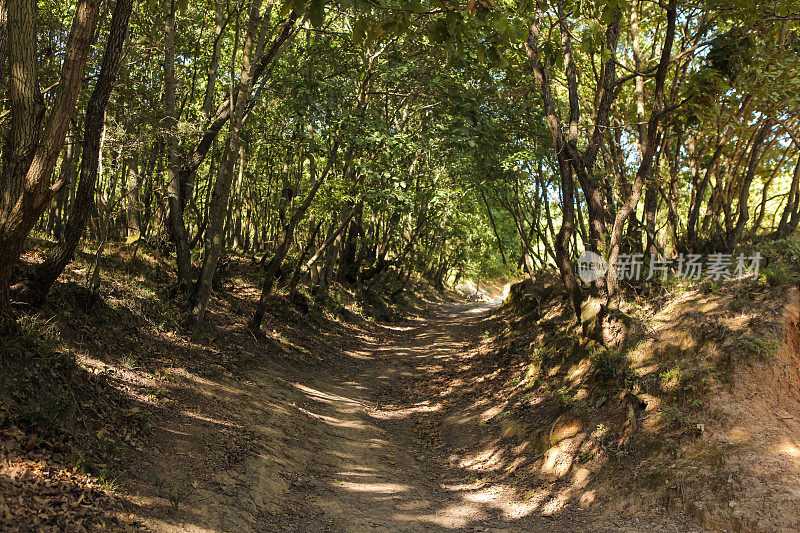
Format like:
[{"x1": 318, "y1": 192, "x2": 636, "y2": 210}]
[{"x1": 262, "y1": 304, "x2": 699, "y2": 533}]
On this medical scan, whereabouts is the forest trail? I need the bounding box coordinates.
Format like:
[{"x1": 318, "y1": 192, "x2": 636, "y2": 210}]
[
  {"x1": 246, "y1": 303, "x2": 698, "y2": 533},
  {"x1": 2, "y1": 1, "x2": 798, "y2": 530}
]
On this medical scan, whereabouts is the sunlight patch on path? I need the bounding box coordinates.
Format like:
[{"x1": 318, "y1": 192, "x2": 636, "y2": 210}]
[{"x1": 334, "y1": 480, "x2": 411, "y2": 494}]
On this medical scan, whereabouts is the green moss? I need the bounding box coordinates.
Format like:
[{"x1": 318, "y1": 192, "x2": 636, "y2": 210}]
[{"x1": 737, "y1": 336, "x2": 781, "y2": 357}]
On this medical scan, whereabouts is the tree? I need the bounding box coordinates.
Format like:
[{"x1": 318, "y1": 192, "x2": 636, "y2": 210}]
[
  {"x1": 10, "y1": 0, "x2": 135, "y2": 306},
  {"x1": 0, "y1": 0, "x2": 101, "y2": 328}
]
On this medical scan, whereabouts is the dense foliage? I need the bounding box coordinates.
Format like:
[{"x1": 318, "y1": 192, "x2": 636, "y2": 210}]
[{"x1": 0, "y1": 0, "x2": 798, "y2": 334}]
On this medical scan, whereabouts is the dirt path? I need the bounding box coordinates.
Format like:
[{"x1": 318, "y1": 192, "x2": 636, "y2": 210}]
[{"x1": 254, "y1": 303, "x2": 700, "y2": 533}]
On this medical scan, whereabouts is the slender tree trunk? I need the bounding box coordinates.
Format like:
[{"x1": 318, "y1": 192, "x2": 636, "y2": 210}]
[
  {"x1": 192, "y1": 0, "x2": 264, "y2": 326},
  {"x1": 605, "y1": 0, "x2": 676, "y2": 310},
  {"x1": 232, "y1": 143, "x2": 245, "y2": 248},
  {"x1": 126, "y1": 152, "x2": 141, "y2": 237},
  {"x1": 687, "y1": 137, "x2": 725, "y2": 247},
  {"x1": 503, "y1": 198, "x2": 537, "y2": 280},
  {"x1": 202, "y1": 0, "x2": 225, "y2": 119},
  {"x1": 173, "y1": 12, "x2": 299, "y2": 197},
  {"x1": 87, "y1": 155, "x2": 122, "y2": 299},
  {"x1": 0, "y1": 0, "x2": 7, "y2": 96},
  {"x1": 315, "y1": 231, "x2": 342, "y2": 298},
  {"x1": 362, "y1": 210, "x2": 399, "y2": 282},
  {"x1": 8, "y1": 0, "x2": 132, "y2": 306},
  {"x1": 776, "y1": 156, "x2": 800, "y2": 238},
  {"x1": 250, "y1": 148, "x2": 337, "y2": 331},
  {"x1": 163, "y1": 0, "x2": 193, "y2": 290},
  {"x1": 48, "y1": 130, "x2": 78, "y2": 240},
  {"x1": 305, "y1": 204, "x2": 358, "y2": 272},
  {"x1": 753, "y1": 147, "x2": 789, "y2": 233},
  {"x1": 525, "y1": 5, "x2": 585, "y2": 319},
  {"x1": 635, "y1": 0, "x2": 658, "y2": 260},
  {"x1": 481, "y1": 190, "x2": 508, "y2": 269},
  {"x1": 725, "y1": 119, "x2": 774, "y2": 249},
  {"x1": 288, "y1": 217, "x2": 321, "y2": 291},
  {"x1": 336, "y1": 187, "x2": 362, "y2": 283}
]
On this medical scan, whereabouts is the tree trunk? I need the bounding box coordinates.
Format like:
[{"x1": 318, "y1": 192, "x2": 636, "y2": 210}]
[
  {"x1": 0, "y1": 0, "x2": 101, "y2": 327},
  {"x1": 202, "y1": 0, "x2": 225, "y2": 119},
  {"x1": 8, "y1": 0, "x2": 132, "y2": 307},
  {"x1": 125, "y1": 153, "x2": 141, "y2": 237},
  {"x1": 306, "y1": 204, "x2": 358, "y2": 272},
  {"x1": 775, "y1": 155, "x2": 800, "y2": 238},
  {"x1": 0, "y1": 0, "x2": 7, "y2": 95},
  {"x1": 605, "y1": 0, "x2": 676, "y2": 310},
  {"x1": 172, "y1": 12, "x2": 299, "y2": 201},
  {"x1": 337, "y1": 200, "x2": 363, "y2": 284},
  {"x1": 525, "y1": 5, "x2": 587, "y2": 320},
  {"x1": 481, "y1": 190, "x2": 508, "y2": 269},
  {"x1": 192, "y1": 0, "x2": 265, "y2": 327},
  {"x1": 163, "y1": 0, "x2": 193, "y2": 291},
  {"x1": 232, "y1": 143, "x2": 246, "y2": 248},
  {"x1": 724, "y1": 119, "x2": 774, "y2": 249},
  {"x1": 250, "y1": 149, "x2": 335, "y2": 331},
  {"x1": 287, "y1": 217, "x2": 321, "y2": 291},
  {"x1": 314, "y1": 231, "x2": 342, "y2": 298},
  {"x1": 48, "y1": 130, "x2": 78, "y2": 240}
]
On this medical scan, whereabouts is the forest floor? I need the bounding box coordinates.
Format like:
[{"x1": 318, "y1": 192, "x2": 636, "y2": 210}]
[
  {"x1": 0, "y1": 272, "x2": 695, "y2": 531},
  {"x1": 97, "y1": 299, "x2": 700, "y2": 532},
  {"x1": 246, "y1": 302, "x2": 700, "y2": 533},
  {"x1": 2, "y1": 243, "x2": 799, "y2": 532}
]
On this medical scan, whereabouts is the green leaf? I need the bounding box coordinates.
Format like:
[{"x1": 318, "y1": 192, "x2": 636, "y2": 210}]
[
  {"x1": 427, "y1": 18, "x2": 449, "y2": 44},
  {"x1": 353, "y1": 17, "x2": 369, "y2": 44},
  {"x1": 490, "y1": 14, "x2": 508, "y2": 33},
  {"x1": 280, "y1": 0, "x2": 295, "y2": 17},
  {"x1": 292, "y1": 0, "x2": 308, "y2": 16},
  {"x1": 485, "y1": 45, "x2": 500, "y2": 65},
  {"x1": 308, "y1": 0, "x2": 325, "y2": 28},
  {"x1": 599, "y1": 4, "x2": 615, "y2": 25},
  {"x1": 595, "y1": 396, "x2": 607, "y2": 408},
  {"x1": 512, "y1": 21, "x2": 528, "y2": 42},
  {"x1": 381, "y1": 18, "x2": 397, "y2": 34}
]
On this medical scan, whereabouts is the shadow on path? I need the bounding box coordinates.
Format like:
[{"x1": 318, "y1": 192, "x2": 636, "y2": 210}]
[{"x1": 264, "y1": 304, "x2": 699, "y2": 533}]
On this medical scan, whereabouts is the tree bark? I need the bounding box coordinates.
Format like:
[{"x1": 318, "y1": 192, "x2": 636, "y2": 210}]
[
  {"x1": 192, "y1": 0, "x2": 264, "y2": 327},
  {"x1": 305, "y1": 204, "x2": 359, "y2": 271},
  {"x1": 173, "y1": 12, "x2": 299, "y2": 196},
  {"x1": 0, "y1": 0, "x2": 7, "y2": 96},
  {"x1": 163, "y1": 0, "x2": 193, "y2": 290},
  {"x1": 724, "y1": 118, "x2": 774, "y2": 249},
  {"x1": 481, "y1": 190, "x2": 508, "y2": 269},
  {"x1": 605, "y1": 0, "x2": 677, "y2": 308},
  {"x1": 202, "y1": 0, "x2": 225, "y2": 119},
  {"x1": 287, "y1": 216, "x2": 321, "y2": 291},
  {"x1": 125, "y1": 152, "x2": 141, "y2": 237},
  {"x1": 0, "y1": 0, "x2": 101, "y2": 327},
  {"x1": 775, "y1": 155, "x2": 800, "y2": 238},
  {"x1": 525, "y1": 3, "x2": 584, "y2": 319},
  {"x1": 8, "y1": 0, "x2": 132, "y2": 307}
]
